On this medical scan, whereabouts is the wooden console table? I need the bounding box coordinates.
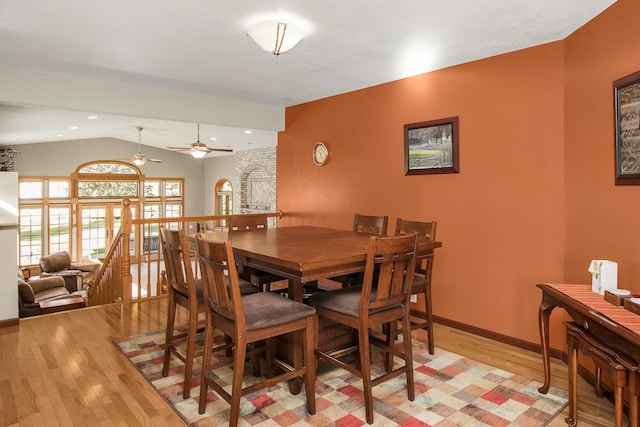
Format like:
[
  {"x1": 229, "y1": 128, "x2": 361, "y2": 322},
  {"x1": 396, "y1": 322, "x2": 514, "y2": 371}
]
[{"x1": 538, "y1": 283, "x2": 640, "y2": 393}]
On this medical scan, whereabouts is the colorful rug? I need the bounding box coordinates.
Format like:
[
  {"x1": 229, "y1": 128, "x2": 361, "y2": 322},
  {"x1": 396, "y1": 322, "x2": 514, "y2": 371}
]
[{"x1": 114, "y1": 329, "x2": 567, "y2": 426}]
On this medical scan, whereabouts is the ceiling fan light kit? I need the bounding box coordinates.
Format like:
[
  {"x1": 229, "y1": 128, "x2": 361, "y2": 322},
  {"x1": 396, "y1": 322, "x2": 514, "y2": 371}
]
[
  {"x1": 167, "y1": 123, "x2": 233, "y2": 158},
  {"x1": 191, "y1": 148, "x2": 207, "y2": 159},
  {"x1": 132, "y1": 127, "x2": 162, "y2": 165}
]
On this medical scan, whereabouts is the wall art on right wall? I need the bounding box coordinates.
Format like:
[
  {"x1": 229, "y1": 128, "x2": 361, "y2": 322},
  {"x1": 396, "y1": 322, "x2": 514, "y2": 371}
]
[{"x1": 614, "y1": 70, "x2": 640, "y2": 185}]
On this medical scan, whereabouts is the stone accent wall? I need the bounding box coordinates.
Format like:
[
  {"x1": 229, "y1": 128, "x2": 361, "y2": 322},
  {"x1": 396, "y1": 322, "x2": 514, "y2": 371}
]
[
  {"x1": 234, "y1": 147, "x2": 277, "y2": 226},
  {"x1": 0, "y1": 148, "x2": 17, "y2": 171}
]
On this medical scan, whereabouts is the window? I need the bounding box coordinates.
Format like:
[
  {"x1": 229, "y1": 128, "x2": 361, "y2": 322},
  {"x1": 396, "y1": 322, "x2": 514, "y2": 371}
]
[
  {"x1": 216, "y1": 179, "x2": 233, "y2": 227},
  {"x1": 20, "y1": 207, "x2": 43, "y2": 265},
  {"x1": 78, "y1": 181, "x2": 138, "y2": 198},
  {"x1": 165, "y1": 203, "x2": 182, "y2": 218},
  {"x1": 20, "y1": 181, "x2": 43, "y2": 199},
  {"x1": 144, "y1": 181, "x2": 161, "y2": 197},
  {"x1": 78, "y1": 162, "x2": 138, "y2": 174},
  {"x1": 49, "y1": 180, "x2": 70, "y2": 198},
  {"x1": 49, "y1": 206, "x2": 71, "y2": 254},
  {"x1": 165, "y1": 181, "x2": 182, "y2": 197}
]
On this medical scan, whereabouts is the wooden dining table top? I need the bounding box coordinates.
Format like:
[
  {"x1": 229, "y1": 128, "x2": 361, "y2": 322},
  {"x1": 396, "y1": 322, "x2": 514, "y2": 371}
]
[{"x1": 197, "y1": 225, "x2": 443, "y2": 282}]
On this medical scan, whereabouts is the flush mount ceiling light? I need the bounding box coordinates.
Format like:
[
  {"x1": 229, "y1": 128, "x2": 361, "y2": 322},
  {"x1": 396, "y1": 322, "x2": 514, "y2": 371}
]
[{"x1": 247, "y1": 20, "x2": 304, "y2": 56}]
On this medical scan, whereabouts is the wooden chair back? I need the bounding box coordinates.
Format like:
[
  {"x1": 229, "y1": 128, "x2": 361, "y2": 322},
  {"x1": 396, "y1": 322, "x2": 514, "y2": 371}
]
[
  {"x1": 395, "y1": 218, "x2": 437, "y2": 274},
  {"x1": 160, "y1": 227, "x2": 198, "y2": 303},
  {"x1": 361, "y1": 233, "x2": 417, "y2": 314},
  {"x1": 196, "y1": 238, "x2": 244, "y2": 328},
  {"x1": 228, "y1": 214, "x2": 268, "y2": 233},
  {"x1": 353, "y1": 213, "x2": 388, "y2": 236}
]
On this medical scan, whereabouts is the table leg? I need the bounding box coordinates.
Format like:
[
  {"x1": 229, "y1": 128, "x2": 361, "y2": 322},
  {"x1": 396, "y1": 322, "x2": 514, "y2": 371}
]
[
  {"x1": 538, "y1": 300, "x2": 553, "y2": 394},
  {"x1": 565, "y1": 331, "x2": 577, "y2": 427}
]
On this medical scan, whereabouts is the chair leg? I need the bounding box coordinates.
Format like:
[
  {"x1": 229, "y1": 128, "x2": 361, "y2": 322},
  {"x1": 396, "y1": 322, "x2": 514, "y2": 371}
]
[
  {"x1": 182, "y1": 305, "x2": 199, "y2": 399},
  {"x1": 401, "y1": 309, "x2": 415, "y2": 401},
  {"x1": 162, "y1": 293, "x2": 177, "y2": 377},
  {"x1": 566, "y1": 333, "x2": 578, "y2": 427},
  {"x1": 424, "y1": 286, "x2": 434, "y2": 355},
  {"x1": 304, "y1": 315, "x2": 316, "y2": 415},
  {"x1": 358, "y1": 324, "x2": 374, "y2": 425},
  {"x1": 385, "y1": 321, "x2": 395, "y2": 373},
  {"x1": 229, "y1": 337, "x2": 247, "y2": 427},
  {"x1": 198, "y1": 318, "x2": 216, "y2": 414},
  {"x1": 629, "y1": 370, "x2": 639, "y2": 427}
]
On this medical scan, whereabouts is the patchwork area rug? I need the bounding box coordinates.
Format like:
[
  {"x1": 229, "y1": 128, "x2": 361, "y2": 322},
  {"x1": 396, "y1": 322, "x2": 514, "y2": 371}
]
[{"x1": 114, "y1": 330, "x2": 567, "y2": 426}]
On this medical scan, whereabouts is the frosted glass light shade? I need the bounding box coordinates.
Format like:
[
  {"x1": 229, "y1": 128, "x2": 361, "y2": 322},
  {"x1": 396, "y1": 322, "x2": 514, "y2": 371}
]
[
  {"x1": 247, "y1": 20, "x2": 304, "y2": 56},
  {"x1": 191, "y1": 150, "x2": 207, "y2": 159}
]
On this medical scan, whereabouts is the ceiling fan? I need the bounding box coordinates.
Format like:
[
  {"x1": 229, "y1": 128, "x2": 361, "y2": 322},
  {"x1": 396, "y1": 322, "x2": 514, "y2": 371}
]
[
  {"x1": 131, "y1": 127, "x2": 162, "y2": 166},
  {"x1": 167, "y1": 123, "x2": 233, "y2": 158}
]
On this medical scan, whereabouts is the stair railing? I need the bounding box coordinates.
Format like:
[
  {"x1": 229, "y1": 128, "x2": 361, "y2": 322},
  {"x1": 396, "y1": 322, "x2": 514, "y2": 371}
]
[{"x1": 86, "y1": 198, "x2": 283, "y2": 305}]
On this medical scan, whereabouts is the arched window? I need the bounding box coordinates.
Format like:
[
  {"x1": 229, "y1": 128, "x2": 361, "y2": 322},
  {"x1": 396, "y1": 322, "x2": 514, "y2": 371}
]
[{"x1": 215, "y1": 179, "x2": 232, "y2": 227}]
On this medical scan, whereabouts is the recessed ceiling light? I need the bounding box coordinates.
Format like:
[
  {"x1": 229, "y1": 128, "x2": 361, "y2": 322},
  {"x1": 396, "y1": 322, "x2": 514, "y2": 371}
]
[
  {"x1": 69, "y1": 126, "x2": 79, "y2": 130},
  {"x1": 210, "y1": 137, "x2": 217, "y2": 141},
  {"x1": 87, "y1": 115, "x2": 98, "y2": 119},
  {"x1": 11, "y1": 135, "x2": 19, "y2": 139},
  {"x1": 56, "y1": 134, "x2": 64, "y2": 137},
  {"x1": 244, "y1": 130, "x2": 252, "y2": 134}
]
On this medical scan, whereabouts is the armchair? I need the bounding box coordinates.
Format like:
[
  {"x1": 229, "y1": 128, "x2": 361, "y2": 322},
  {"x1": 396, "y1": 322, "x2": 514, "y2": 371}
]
[
  {"x1": 38, "y1": 251, "x2": 99, "y2": 293},
  {"x1": 18, "y1": 269, "x2": 85, "y2": 317}
]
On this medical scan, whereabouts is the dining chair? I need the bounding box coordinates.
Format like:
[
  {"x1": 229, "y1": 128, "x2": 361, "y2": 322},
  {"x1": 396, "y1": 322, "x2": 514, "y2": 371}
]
[
  {"x1": 395, "y1": 218, "x2": 437, "y2": 354},
  {"x1": 160, "y1": 227, "x2": 260, "y2": 399},
  {"x1": 160, "y1": 226, "x2": 207, "y2": 399},
  {"x1": 308, "y1": 233, "x2": 418, "y2": 425},
  {"x1": 228, "y1": 213, "x2": 285, "y2": 292},
  {"x1": 331, "y1": 213, "x2": 389, "y2": 288},
  {"x1": 196, "y1": 237, "x2": 317, "y2": 426},
  {"x1": 353, "y1": 213, "x2": 389, "y2": 236}
]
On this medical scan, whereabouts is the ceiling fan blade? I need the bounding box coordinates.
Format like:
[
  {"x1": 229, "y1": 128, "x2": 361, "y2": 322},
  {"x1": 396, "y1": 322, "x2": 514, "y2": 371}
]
[
  {"x1": 167, "y1": 146, "x2": 191, "y2": 151},
  {"x1": 209, "y1": 148, "x2": 234, "y2": 152},
  {"x1": 148, "y1": 158, "x2": 163, "y2": 163}
]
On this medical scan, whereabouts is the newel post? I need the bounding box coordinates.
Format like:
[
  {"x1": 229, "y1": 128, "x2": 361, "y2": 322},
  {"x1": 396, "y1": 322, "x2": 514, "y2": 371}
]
[{"x1": 121, "y1": 197, "x2": 133, "y2": 304}]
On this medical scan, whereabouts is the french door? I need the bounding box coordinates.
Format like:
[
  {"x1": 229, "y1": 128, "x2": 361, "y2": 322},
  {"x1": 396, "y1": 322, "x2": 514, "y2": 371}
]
[{"x1": 79, "y1": 203, "x2": 138, "y2": 261}]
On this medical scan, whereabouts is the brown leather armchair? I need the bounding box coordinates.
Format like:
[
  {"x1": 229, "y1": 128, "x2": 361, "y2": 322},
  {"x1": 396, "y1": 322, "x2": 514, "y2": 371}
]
[
  {"x1": 18, "y1": 269, "x2": 84, "y2": 317},
  {"x1": 38, "y1": 251, "x2": 99, "y2": 292}
]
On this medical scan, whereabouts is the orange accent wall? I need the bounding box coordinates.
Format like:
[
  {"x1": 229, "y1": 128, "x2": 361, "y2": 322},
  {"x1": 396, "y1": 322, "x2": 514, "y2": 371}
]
[{"x1": 278, "y1": 0, "x2": 639, "y2": 350}]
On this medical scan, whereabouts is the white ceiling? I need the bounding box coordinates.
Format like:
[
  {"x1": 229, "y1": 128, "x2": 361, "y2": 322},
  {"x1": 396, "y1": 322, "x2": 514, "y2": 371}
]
[{"x1": 0, "y1": 0, "x2": 616, "y2": 155}]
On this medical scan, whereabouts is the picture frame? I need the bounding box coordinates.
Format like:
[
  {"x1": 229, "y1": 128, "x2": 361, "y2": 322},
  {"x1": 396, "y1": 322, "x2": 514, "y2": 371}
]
[
  {"x1": 405, "y1": 116, "x2": 459, "y2": 175},
  {"x1": 614, "y1": 70, "x2": 640, "y2": 185}
]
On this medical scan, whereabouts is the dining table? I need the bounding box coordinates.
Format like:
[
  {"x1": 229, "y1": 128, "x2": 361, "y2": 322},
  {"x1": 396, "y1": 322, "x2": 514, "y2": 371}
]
[{"x1": 197, "y1": 225, "x2": 443, "y2": 392}]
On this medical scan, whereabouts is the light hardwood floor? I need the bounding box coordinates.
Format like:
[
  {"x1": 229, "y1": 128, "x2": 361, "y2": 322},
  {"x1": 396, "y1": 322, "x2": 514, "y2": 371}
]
[{"x1": 0, "y1": 300, "x2": 619, "y2": 426}]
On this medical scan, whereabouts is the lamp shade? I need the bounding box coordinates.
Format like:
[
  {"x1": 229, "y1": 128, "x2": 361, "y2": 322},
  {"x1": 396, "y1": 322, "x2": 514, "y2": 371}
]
[{"x1": 247, "y1": 20, "x2": 304, "y2": 56}]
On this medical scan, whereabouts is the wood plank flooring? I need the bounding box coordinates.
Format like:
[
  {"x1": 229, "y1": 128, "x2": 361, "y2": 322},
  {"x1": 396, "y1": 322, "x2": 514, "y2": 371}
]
[{"x1": 0, "y1": 300, "x2": 618, "y2": 426}]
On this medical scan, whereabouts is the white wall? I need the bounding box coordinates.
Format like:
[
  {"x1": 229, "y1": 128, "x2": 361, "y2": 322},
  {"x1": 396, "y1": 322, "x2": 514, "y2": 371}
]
[{"x1": 0, "y1": 172, "x2": 19, "y2": 321}]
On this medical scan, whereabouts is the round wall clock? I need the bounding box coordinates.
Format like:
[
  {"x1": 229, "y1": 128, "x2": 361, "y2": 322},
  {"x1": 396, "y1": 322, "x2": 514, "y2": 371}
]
[{"x1": 313, "y1": 142, "x2": 329, "y2": 166}]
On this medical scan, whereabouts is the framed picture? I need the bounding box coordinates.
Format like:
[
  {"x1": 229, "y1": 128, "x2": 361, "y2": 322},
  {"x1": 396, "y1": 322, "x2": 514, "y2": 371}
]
[
  {"x1": 405, "y1": 116, "x2": 459, "y2": 175},
  {"x1": 614, "y1": 70, "x2": 640, "y2": 185}
]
